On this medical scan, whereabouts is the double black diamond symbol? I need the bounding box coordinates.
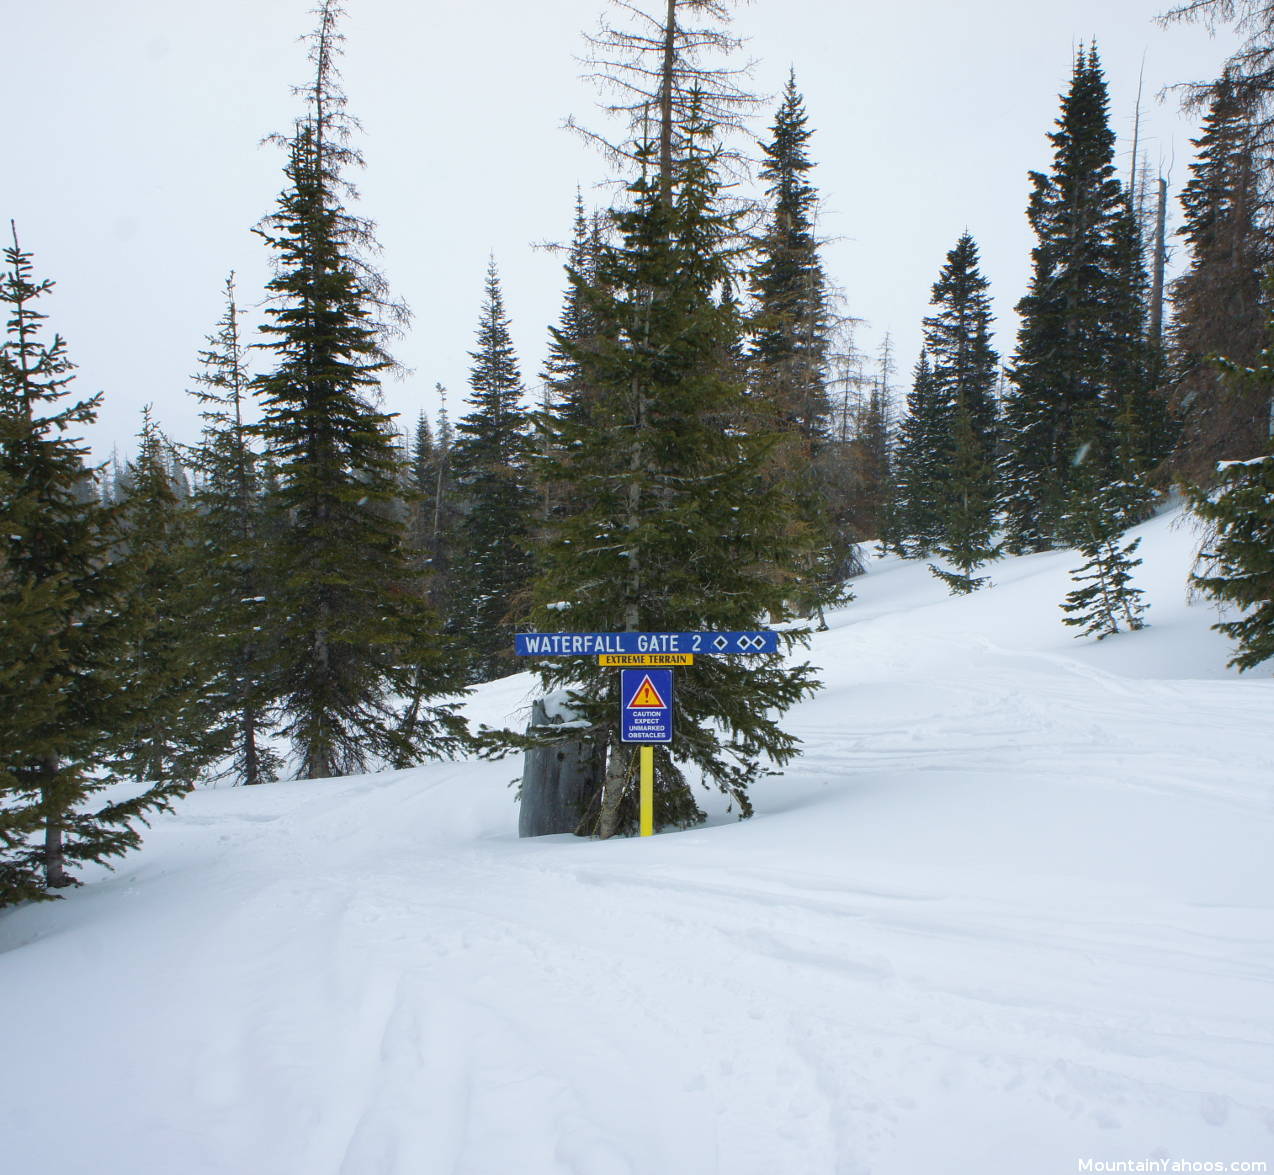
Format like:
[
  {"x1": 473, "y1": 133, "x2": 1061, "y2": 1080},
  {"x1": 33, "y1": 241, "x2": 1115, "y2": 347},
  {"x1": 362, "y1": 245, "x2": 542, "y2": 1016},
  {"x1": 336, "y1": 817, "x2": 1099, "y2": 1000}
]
[{"x1": 737, "y1": 634, "x2": 765, "y2": 652}]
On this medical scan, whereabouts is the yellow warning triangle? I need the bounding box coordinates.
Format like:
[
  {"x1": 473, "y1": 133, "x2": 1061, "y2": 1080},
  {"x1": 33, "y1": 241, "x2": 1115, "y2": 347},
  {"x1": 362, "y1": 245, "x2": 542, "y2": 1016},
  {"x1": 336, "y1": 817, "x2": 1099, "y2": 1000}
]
[{"x1": 629, "y1": 674, "x2": 667, "y2": 708}]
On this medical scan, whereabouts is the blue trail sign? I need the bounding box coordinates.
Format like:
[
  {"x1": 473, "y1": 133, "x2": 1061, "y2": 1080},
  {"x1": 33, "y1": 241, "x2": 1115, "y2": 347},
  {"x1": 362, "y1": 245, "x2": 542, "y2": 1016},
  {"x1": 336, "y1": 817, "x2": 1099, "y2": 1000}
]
[
  {"x1": 621, "y1": 668, "x2": 673, "y2": 744},
  {"x1": 516, "y1": 631, "x2": 778, "y2": 656}
]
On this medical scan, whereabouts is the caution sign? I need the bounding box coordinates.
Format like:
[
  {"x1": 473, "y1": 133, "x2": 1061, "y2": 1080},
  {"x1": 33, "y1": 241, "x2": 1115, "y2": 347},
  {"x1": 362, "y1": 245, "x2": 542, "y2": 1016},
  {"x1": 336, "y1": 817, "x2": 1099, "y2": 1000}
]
[
  {"x1": 621, "y1": 668, "x2": 673, "y2": 744},
  {"x1": 629, "y1": 674, "x2": 667, "y2": 707}
]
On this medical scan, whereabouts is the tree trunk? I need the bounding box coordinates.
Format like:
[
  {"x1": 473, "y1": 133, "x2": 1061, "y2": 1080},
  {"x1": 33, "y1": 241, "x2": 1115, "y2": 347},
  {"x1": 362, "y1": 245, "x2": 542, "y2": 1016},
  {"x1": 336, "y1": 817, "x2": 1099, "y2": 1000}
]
[
  {"x1": 658, "y1": 0, "x2": 677, "y2": 205},
  {"x1": 40, "y1": 757, "x2": 73, "y2": 889},
  {"x1": 597, "y1": 741, "x2": 631, "y2": 840},
  {"x1": 1149, "y1": 176, "x2": 1167, "y2": 350},
  {"x1": 242, "y1": 703, "x2": 261, "y2": 786}
]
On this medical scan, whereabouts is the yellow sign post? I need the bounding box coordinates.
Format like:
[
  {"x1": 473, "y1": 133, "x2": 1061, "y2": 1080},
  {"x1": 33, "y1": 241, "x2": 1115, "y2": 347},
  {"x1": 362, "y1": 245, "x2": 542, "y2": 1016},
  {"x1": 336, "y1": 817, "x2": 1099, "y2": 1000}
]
[{"x1": 639, "y1": 745, "x2": 654, "y2": 837}]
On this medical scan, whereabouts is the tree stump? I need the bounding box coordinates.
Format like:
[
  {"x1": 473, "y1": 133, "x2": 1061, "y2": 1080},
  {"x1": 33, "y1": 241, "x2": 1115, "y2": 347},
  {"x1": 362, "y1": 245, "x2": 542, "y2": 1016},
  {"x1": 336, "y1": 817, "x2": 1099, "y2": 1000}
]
[{"x1": 518, "y1": 695, "x2": 598, "y2": 837}]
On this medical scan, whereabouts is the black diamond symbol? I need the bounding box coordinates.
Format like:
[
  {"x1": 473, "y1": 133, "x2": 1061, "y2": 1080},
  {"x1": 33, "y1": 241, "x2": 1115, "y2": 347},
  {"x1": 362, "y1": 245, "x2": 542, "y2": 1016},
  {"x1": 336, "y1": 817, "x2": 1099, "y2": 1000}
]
[{"x1": 713, "y1": 636, "x2": 729, "y2": 651}]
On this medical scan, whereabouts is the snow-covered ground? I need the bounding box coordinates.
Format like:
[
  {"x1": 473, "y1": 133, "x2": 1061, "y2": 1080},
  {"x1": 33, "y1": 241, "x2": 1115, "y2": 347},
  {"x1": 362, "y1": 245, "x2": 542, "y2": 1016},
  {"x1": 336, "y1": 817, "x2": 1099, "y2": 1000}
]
[{"x1": 2, "y1": 507, "x2": 1272, "y2": 1175}]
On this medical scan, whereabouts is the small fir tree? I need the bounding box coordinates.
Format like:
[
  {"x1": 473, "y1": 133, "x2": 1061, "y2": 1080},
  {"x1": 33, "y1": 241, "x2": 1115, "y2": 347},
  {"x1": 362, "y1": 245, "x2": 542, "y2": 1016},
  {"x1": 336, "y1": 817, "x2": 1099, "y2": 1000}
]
[
  {"x1": 929, "y1": 400, "x2": 999, "y2": 594},
  {"x1": 1058, "y1": 472, "x2": 1149, "y2": 639},
  {"x1": 892, "y1": 351, "x2": 949, "y2": 555}
]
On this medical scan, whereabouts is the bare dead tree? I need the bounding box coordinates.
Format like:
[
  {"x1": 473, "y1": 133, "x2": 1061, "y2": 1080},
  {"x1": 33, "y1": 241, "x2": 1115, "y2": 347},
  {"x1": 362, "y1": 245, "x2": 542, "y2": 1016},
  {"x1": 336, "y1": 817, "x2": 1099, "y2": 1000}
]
[
  {"x1": 1150, "y1": 174, "x2": 1169, "y2": 349},
  {"x1": 567, "y1": 0, "x2": 761, "y2": 195},
  {"x1": 1162, "y1": 1, "x2": 1274, "y2": 131}
]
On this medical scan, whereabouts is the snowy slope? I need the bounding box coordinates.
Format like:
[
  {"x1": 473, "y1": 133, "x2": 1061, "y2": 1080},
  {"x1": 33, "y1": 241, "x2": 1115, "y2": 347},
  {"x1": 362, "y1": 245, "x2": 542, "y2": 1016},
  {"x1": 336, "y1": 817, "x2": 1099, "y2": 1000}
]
[{"x1": 2, "y1": 507, "x2": 1272, "y2": 1175}]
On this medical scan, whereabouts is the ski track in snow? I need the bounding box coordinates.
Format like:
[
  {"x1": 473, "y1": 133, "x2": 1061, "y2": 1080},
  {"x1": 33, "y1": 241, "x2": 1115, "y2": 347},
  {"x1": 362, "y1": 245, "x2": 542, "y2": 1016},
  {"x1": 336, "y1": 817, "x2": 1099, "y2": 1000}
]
[{"x1": 1, "y1": 508, "x2": 1272, "y2": 1174}]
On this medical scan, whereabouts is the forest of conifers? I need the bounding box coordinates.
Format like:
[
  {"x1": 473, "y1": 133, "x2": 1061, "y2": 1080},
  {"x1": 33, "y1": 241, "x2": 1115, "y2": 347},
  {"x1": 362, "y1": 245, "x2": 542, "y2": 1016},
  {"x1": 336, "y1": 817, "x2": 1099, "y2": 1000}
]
[{"x1": 3, "y1": 0, "x2": 1273, "y2": 904}]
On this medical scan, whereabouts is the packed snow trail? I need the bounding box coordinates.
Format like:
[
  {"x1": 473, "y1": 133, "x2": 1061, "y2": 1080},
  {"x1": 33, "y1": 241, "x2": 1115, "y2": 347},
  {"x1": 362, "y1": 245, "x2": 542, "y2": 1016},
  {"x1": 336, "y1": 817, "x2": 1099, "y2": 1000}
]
[{"x1": 1, "y1": 508, "x2": 1272, "y2": 1174}]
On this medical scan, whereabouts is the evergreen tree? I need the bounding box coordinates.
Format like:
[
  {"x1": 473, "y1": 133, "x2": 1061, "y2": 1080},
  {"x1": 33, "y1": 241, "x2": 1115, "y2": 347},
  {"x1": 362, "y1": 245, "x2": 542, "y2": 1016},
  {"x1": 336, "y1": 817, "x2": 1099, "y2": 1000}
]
[
  {"x1": 407, "y1": 391, "x2": 460, "y2": 621},
  {"x1": 749, "y1": 71, "x2": 832, "y2": 445},
  {"x1": 845, "y1": 380, "x2": 893, "y2": 545},
  {"x1": 408, "y1": 408, "x2": 437, "y2": 550},
  {"x1": 929, "y1": 401, "x2": 999, "y2": 594},
  {"x1": 748, "y1": 71, "x2": 841, "y2": 615},
  {"x1": 1109, "y1": 200, "x2": 1168, "y2": 485},
  {"x1": 1058, "y1": 473, "x2": 1149, "y2": 639},
  {"x1": 924, "y1": 232, "x2": 999, "y2": 460},
  {"x1": 540, "y1": 194, "x2": 607, "y2": 525},
  {"x1": 1003, "y1": 46, "x2": 1154, "y2": 549},
  {"x1": 533, "y1": 99, "x2": 819, "y2": 837},
  {"x1": 253, "y1": 2, "x2": 466, "y2": 777},
  {"x1": 0, "y1": 227, "x2": 184, "y2": 902},
  {"x1": 1169, "y1": 74, "x2": 1272, "y2": 483},
  {"x1": 450, "y1": 259, "x2": 536, "y2": 681},
  {"x1": 543, "y1": 190, "x2": 601, "y2": 423},
  {"x1": 921, "y1": 231, "x2": 1001, "y2": 584},
  {"x1": 1163, "y1": 2, "x2": 1274, "y2": 143},
  {"x1": 1191, "y1": 450, "x2": 1274, "y2": 669},
  {"x1": 186, "y1": 276, "x2": 281, "y2": 786},
  {"x1": 0, "y1": 525, "x2": 70, "y2": 904},
  {"x1": 113, "y1": 409, "x2": 214, "y2": 784},
  {"x1": 891, "y1": 351, "x2": 949, "y2": 555},
  {"x1": 1189, "y1": 292, "x2": 1274, "y2": 670}
]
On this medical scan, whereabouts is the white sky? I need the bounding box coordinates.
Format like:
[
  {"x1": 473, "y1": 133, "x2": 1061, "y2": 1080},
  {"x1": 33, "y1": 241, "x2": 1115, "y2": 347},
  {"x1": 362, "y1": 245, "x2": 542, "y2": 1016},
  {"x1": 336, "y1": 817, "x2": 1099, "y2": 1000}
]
[{"x1": 3, "y1": 0, "x2": 1240, "y2": 461}]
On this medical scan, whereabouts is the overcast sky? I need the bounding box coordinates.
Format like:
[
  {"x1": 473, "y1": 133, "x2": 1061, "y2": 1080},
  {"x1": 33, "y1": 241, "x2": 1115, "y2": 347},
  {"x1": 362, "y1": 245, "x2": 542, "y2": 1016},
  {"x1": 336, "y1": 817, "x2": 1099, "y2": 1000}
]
[{"x1": 3, "y1": 0, "x2": 1240, "y2": 462}]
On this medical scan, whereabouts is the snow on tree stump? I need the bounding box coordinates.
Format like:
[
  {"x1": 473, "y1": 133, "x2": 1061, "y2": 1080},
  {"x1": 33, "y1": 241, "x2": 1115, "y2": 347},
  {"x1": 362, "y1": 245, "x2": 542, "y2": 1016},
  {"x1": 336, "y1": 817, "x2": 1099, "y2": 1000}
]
[{"x1": 518, "y1": 694, "x2": 598, "y2": 837}]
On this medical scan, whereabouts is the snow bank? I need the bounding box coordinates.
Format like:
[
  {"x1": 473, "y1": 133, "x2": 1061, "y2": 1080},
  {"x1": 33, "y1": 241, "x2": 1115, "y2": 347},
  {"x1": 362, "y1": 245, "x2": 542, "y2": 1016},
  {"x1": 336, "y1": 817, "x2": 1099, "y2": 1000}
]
[{"x1": 1, "y1": 507, "x2": 1271, "y2": 1174}]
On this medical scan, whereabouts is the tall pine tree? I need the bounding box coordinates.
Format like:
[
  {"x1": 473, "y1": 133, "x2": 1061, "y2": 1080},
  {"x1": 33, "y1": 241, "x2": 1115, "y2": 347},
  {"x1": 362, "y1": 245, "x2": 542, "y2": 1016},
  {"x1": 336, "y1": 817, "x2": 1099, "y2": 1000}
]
[
  {"x1": 533, "y1": 69, "x2": 819, "y2": 836},
  {"x1": 748, "y1": 71, "x2": 841, "y2": 615},
  {"x1": 922, "y1": 232, "x2": 1001, "y2": 587},
  {"x1": 253, "y1": 2, "x2": 466, "y2": 777},
  {"x1": 450, "y1": 259, "x2": 536, "y2": 682},
  {"x1": 1002, "y1": 46, "x2": 1154, "y2": 550},
  {"x1": 925, "y1": 232, "x2": 999, "y2": 462},
  {"x1": 749, "y1": 71, "x2": 832, "y2": 445}
]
